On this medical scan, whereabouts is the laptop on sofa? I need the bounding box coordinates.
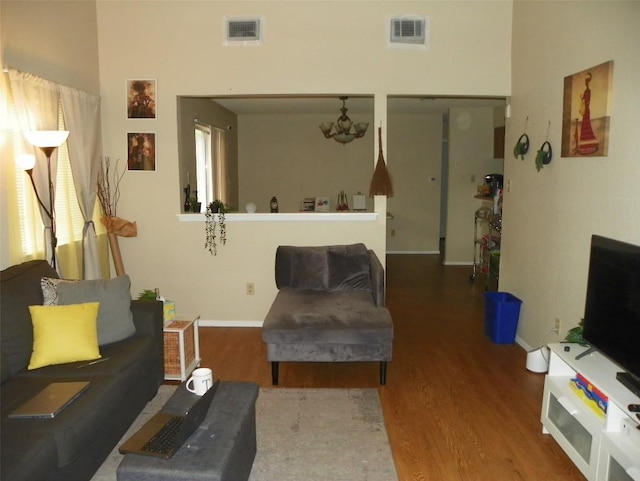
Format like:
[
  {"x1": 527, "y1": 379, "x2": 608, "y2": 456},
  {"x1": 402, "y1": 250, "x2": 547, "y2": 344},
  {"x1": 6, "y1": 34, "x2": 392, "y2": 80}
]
[{"x1": 9, "y1": 381, "x2": 90, "y2": 420}]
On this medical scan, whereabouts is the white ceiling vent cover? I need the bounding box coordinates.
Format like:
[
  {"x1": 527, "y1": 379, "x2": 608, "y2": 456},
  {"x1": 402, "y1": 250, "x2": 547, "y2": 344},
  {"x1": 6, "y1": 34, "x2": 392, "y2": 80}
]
[
  {"x1": 389, "y1": 16, "x2": 429, "y2": 49},
  {"x1": 224, "y1": 17, "x2": 264, "y2": 46}
]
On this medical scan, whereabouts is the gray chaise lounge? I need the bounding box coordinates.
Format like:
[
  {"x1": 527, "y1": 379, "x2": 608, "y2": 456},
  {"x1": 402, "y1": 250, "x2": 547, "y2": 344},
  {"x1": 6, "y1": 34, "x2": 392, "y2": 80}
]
[{"x1": 262, "y1": 243, "x2": 393, "y2": 385}]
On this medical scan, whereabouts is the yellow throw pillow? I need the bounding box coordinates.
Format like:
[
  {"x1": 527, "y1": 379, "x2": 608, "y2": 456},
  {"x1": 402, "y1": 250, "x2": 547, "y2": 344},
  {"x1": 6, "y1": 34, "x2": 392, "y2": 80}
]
[{"x1": 28, "y1": 302, "x2": 101, "y2": 370}]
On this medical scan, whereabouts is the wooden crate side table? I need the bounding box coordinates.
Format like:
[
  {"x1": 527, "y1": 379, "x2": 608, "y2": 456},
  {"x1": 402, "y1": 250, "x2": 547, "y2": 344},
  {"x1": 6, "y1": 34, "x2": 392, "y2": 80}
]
[{"x1": 163, "y1": 315, "x2": 201, "y2": 381}]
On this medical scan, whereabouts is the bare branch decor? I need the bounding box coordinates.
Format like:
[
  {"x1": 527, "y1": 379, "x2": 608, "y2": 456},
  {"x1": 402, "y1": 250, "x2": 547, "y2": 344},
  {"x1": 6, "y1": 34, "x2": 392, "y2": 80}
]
[{"x1": 97, "y1": 157, "x2": 137, "y2": 275}]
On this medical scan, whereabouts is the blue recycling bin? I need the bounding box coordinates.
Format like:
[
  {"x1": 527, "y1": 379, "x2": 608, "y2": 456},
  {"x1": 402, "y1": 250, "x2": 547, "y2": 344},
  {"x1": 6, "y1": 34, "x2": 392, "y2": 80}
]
[{"x1": 484, "y1": 292, "x2": 522, "y2": 344}]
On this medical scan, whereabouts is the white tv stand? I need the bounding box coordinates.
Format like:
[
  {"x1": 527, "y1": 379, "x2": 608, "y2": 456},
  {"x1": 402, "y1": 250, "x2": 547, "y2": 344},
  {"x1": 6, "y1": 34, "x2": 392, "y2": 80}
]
[{"x1": 541, "y1": 343, "x2": 640, "y2": 481}]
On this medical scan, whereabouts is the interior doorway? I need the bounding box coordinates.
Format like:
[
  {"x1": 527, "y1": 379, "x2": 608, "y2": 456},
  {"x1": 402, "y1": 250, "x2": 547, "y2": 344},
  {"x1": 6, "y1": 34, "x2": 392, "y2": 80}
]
[{"x1": 386, "y1": 96, "x2": 506, "y2": 259}]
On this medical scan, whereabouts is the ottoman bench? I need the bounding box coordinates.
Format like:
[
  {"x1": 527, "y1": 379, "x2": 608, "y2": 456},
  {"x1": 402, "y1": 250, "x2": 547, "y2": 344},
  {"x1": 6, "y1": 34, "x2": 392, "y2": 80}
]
[{"x1": 117, "y1": 381, "x2": 259, "y2": 481}]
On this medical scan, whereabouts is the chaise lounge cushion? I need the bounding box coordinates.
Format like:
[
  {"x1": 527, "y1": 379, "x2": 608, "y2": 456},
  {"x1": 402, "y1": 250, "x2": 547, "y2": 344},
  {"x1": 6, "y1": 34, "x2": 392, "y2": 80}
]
[{"x1": 263, "y1": 289, "x2": 392, "y2": 345}]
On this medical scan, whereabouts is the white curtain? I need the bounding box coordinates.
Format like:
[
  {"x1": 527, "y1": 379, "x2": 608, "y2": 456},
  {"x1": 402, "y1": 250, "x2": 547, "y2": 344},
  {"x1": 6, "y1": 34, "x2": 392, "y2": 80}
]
[
  {"x1": 8, "y1": 69, "x2": 61, "y2": 270},
  {"x1": 60, "y1": 86, "x2": 103, "y2": 279}
]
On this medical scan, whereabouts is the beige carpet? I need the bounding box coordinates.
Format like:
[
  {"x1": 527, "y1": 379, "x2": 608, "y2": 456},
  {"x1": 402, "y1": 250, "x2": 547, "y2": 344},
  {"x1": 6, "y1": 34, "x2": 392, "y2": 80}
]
[{"x1": 92, "y1": 386, "x2": 397, "y2": 481}]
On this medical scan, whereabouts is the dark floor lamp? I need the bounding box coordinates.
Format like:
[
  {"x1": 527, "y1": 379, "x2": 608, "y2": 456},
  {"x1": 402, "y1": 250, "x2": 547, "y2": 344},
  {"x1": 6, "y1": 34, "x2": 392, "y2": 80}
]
[{"x1": 21, "y1": 130, "x2": 70, "y2": 269}]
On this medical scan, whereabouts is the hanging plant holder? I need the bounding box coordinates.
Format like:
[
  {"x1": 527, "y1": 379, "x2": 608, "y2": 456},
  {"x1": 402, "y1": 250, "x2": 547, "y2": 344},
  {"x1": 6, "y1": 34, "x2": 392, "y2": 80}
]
[
  {"x1": 204, "y1": 200, "x2": 227, "y2": 256},
  {"x1": 535, "y1": 122, "x2": 553, "y2": 172},
  {"x1": 513, "y1": 117, "x2": 530, "y2": 160},
  {"x1": 513, "y1": 134, "x2": 530, "y2": 160},
  {"x1": 535, "y1": 141, "x2": 553, "y2": 172}
]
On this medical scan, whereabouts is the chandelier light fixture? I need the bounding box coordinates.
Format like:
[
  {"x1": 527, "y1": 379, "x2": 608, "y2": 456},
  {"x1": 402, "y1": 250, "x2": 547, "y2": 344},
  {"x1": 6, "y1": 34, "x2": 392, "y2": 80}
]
[
  {"x1": 319, "y1": 96, "x2": 369, "y2": 145},
  {"x1": 21, "y1": 130, "x2": 70, "y2": 269}
]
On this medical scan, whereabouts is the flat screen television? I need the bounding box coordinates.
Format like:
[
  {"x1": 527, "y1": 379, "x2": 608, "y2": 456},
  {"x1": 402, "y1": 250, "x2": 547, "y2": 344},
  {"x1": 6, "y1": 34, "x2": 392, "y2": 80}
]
[{"x1": 580, "y1": 235, "x2": 640, "y2": 397}]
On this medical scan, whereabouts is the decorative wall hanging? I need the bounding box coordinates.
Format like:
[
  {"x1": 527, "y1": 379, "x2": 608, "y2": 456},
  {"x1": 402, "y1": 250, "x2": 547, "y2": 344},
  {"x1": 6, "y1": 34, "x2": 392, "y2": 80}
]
[
  {"x1": 204, "y1": 200, "x2": 227, "y2": 256},
  {"x1": 127, "y1": 132, "x2": 156, "y2": 171},
  {"x1": 127, "y1": 79, "x2": 157, "y2": 118},
  {"x1": 535, "y1": 122, "x2": 553, "y2": 172},
  {"x1": 561, "y1": 61, "x2": 612, "y2": 157},
  {"x1": 536, "y1": 142, "x2": 553, "y2": 172},
  {"x1": 369, "y1": 127, "x2": 394, "y2": 197},
  {"x1": 513, "y1": 117, "x2": 529, "y2": 160},
  {"x1": 97, "y1": 156, "x2": 137, "y2": 276}
]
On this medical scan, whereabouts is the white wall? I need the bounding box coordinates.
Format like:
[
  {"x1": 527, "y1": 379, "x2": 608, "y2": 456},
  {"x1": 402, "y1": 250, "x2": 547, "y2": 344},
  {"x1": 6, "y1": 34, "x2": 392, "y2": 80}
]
[
  {"x1": 1, "y1": 1, "x2": 100, "y2": 94},
  {"x1": 502, "y1": 1, "x2": 640, "y2": 349},
  {"x1": 445, "y1": 107, "x2": 503, "y2": 264},
  {"x1": 93, "y1": 1, "x2": 512, "y2": 324},
  {"x1": 238, "y1": 111, "x2": 374, "y2": 214}
]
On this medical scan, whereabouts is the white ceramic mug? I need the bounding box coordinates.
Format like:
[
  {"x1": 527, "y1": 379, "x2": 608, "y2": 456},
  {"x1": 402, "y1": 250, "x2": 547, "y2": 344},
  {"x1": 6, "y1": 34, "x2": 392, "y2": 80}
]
[{"x1": 186, "y1": 367, "x2": 213, "y2": 395}]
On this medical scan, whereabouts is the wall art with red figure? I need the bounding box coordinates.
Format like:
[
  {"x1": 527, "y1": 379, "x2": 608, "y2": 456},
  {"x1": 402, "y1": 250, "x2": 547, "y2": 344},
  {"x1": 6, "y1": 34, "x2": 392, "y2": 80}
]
[{"x1": 562, "y1": 61, "x2": 613, "y2": 157}]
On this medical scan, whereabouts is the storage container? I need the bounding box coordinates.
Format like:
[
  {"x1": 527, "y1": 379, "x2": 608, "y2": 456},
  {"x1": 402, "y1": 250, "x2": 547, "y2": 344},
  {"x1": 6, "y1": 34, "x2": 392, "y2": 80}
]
[{"x1": 484, "y1": 292, "x2": 522, "y2": 344}]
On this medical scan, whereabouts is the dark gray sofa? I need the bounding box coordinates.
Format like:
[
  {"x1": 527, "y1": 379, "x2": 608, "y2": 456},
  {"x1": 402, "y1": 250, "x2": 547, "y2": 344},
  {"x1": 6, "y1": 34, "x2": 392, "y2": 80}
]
[
  {"x1": 1, "y1": 260, "x2": 164, "y2": 481},
  {"x1": 262, "y1": 243, "x2": 393, "y2": 385}
]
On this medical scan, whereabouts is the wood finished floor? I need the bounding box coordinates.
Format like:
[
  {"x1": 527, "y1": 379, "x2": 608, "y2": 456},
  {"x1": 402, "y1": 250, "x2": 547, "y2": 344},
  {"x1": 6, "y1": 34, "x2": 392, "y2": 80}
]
[{"x1": 198, "y1": 254, "x2": 585, "y2": 481}]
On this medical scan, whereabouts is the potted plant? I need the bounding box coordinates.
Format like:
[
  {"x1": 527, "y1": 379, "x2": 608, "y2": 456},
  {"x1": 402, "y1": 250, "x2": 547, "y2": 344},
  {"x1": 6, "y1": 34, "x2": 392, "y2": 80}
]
[
  {"x1": 188, "y1": 196, "x2": 202, "y2": 213},
  {"x1": 564, "y1": 319, "x2": 587, "y2": 345},
  {"x1": 204, "y1": 200, "x2": 228, "y2": 256},
  {"x1": 137, "y1": 289, "x2": 158, "y2": 301}
]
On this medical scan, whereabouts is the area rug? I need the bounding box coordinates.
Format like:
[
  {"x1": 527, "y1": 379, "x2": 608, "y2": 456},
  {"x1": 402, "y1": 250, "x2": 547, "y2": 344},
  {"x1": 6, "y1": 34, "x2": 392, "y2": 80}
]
[
  {"x1": 92, "y1": 386, "x2": 397, "y2": 481},
  {"x1": 249, "y1": 388, "x2": 397, "y2": 481}
]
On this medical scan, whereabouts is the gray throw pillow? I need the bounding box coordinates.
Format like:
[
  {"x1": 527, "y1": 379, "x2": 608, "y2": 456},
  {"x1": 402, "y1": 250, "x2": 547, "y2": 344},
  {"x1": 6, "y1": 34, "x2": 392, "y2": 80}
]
[{"x1": 44, "y1": 275, "x2": 136, "y2": 346}]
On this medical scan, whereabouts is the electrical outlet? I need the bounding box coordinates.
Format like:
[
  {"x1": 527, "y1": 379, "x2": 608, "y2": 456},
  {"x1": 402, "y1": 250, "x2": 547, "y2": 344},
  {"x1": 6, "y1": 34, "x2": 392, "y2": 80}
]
[
  {"x1": 554, "y1": 318, "x2": 561, "y2": 334},
  {"x1": 246, "y1": 283, "x2": 255, "y2": 295}
]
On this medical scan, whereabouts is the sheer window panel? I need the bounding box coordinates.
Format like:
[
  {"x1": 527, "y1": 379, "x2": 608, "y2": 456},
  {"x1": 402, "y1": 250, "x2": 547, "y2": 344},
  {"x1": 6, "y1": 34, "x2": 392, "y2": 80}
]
[{"x1": 7, "y1": 85, "x2": 107, "y2": 278}]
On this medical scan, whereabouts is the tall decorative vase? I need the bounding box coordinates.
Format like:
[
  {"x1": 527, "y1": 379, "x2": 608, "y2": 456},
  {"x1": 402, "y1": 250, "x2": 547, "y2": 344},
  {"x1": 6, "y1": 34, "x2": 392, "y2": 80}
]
[
  {"x1": 101, "y1": 216, "x2": 137, "y2": 276},
  {"x1": 107, "y1": 232, "x2": 126, "y2": 276}
]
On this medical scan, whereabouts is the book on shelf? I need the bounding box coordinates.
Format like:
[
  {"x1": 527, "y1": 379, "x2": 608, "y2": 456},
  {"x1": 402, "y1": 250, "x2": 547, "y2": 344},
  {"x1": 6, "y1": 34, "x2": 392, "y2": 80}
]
[{"x1": 569, "y1": 375, "x2": 608, "y2": 418}]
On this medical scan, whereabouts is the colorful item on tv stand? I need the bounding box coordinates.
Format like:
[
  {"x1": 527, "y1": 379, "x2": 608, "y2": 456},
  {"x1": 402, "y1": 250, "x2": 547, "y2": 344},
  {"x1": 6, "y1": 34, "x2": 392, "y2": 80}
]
[{"x1": 569, "y1": 377, "x2": 607, "y2": 418}]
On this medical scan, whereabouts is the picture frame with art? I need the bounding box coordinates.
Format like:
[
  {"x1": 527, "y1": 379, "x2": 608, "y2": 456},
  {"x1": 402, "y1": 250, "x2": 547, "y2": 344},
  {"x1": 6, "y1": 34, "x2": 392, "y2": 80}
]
[
  {"x1": 127, "y1": 79, "x2": 157, "y2": 119},
  {"x1": 561, "y1": 61, "x2": 613, "y2": 158},
  {"x1": 127, "y1": 132, "x2": 156, "y2": 171},
  {"x1": 315, "y1": 197, "x2": 330, "y2": 212}
]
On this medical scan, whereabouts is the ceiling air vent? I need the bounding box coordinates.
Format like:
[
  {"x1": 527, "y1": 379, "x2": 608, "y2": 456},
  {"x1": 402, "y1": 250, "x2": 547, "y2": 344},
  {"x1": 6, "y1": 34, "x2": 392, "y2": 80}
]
[
  {"x1": 225, "y1": 17, "x2": 264, "y2": 46},
  {"x1": 389, "y1": 16, "x2": 428, "y2": 49}
]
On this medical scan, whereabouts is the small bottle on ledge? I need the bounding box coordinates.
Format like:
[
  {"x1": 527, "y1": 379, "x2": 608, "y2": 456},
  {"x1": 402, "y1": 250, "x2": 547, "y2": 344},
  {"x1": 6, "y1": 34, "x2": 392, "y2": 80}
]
[{"x1": 183, "y1": 184, "x2": 191, "y2": 212}]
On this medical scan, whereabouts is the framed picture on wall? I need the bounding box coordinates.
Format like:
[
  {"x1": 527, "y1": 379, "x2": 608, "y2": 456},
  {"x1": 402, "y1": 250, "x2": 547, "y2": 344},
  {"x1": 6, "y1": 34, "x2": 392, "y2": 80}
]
[
  {"x1": 561, "y1": 61, "x2": 613, "y2": 157},
  {"x1": 126, "y1": 79, "x2": 157, "y2": 119},
  {"x1": 127, "y1": 132, "x2": 156, "y2": 171}
]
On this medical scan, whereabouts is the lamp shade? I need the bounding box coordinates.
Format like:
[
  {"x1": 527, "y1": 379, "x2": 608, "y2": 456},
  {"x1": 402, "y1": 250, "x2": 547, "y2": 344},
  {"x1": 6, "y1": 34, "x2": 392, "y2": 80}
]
[
  {"x1": 17, "y1": 154, "x2": 36, "y2": 171},
  {"x1": 24, "y1": 130, "x2": 69, "y2": 148}
]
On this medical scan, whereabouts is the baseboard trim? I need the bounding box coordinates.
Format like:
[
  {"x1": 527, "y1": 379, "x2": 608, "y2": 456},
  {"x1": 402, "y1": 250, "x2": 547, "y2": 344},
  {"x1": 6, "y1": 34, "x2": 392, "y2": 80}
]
[
  {"x1": 199, "y1": 320, "x2": 263, "y2": 328},
  {"x1": 515, "y1": 335, "x2": 532, "y2": 352},
  {"x1": 443, "y1": 261, "x2": 474, "y2": 266}
]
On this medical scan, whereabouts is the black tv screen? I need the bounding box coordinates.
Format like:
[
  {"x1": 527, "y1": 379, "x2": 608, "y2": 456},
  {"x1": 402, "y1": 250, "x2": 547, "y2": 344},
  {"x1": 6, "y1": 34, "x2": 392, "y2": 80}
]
[{"x1": 582, "y1": 235, "x2": 640, "y2": 394}]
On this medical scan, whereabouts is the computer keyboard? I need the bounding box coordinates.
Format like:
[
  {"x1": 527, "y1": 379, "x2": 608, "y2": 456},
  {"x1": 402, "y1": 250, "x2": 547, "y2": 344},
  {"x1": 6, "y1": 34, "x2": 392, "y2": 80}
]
[{"x1": 141, "y1": 416, "x2": 184, "y2": 454}]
